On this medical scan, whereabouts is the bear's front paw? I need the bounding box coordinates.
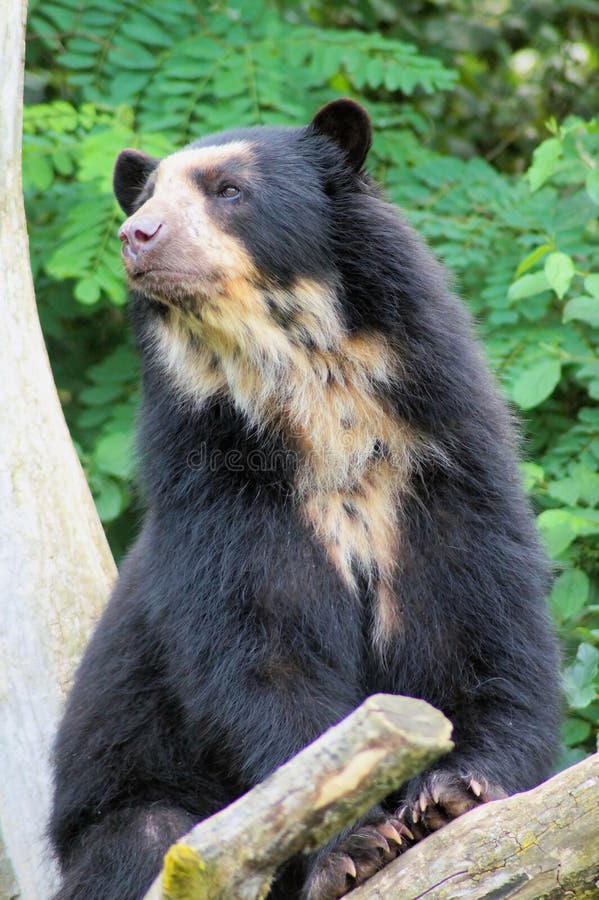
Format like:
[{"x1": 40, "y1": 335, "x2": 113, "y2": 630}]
[
  {"x1": 403, "y1": 770, "x2": 507, "y2": 834},
  {"x1": 304, "y1": 817, "x2": 413, "y2": 900}
]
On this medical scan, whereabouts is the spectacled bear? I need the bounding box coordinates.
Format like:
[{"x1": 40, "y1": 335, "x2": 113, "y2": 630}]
[{"x1": 49, "y1": 99, "x2": 560, "y2": 900}]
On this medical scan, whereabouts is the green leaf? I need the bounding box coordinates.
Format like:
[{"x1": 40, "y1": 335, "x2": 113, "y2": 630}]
[
  {"x1": 108, "y1": 40, "x2": 157, "y2": 72},
  {"x1": 563, "y1": 643, "x2": 599, "y2": 710},
  {"x1": 514, "y1": 243, "x2": 553, "y2": 279},
  {"x1": 585, "y1": 274, "x2": 599, "y2": 299},
  {"x1": 507, "y1": 271, "x2": 550, "y2": 301},
  {"x1": 80, "y1": 384, "x2": 123, "y2": 406},
  {"x1": 96, "y1": 261, "x2": 127, "y2": 306},
  {"x1": 561, "y1": 717, "x2": 592, "y2": 747},
  {"x1": 93, "y1": 477, "x2": 125, "y2": 522},
  {"x1": 537, "y1": 507, "x2": 599, "y2": 557},
  {"x1": 544, "y1": 252, "x2": 575, "y2": 300},
  {"x1": 511, "y1": 358, "x2": 561, "y2": 410},
  {"x1": 563, "y1": 294, "x2": 599, "y2": 327},
  {"x1": 550, "y1": 568, "x2": 590, "y2": 620},
  {"x1": 586, "y1": 168, "x2": 599, "y2": 206},
  {"x1": 547, "y1": 477, "x2": 580, "y2": 506},
  {"x1": 60, "y1": 53, "x2": 95, "y2": 71},
  {"x1": 87, "y1": 347, "x2": 138, "y2": 384},
  {"x1": 528, "y1": 137, "x2": 562, "y2": 191},
  {"x1": 74, "y1": 277, "x2": 101, "y2": 305},
  {"x1": 121, "y1": 15, "x2": 175, "y2": 48},
  {"x1": 536, "y1": 509, "x2": 579, "y2": 557},
  {"x1": 52, "y1": 150, "x2": 74, "y2": 176},
  {"x1": 573, "y1": 465, "x2": 599, "y2": 507},
  {"x1": 94, "y1": 432, "x2": 133, "y2": 479},
  {"x1": 557, "y1": 745, "x2": 588, "y2": 770},
  {"x1": 24, "y1": 153, "x2": 54, "y2": 191},
  {"x1": 78, "y1": 407, "x2": 111, "y2": 429},
  {"x1": 520, "y1": 462, "x2": 544, "y2": 493}
]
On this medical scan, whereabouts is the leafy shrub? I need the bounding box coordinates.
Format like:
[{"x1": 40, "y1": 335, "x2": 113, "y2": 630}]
[
  {"x1": 392, "y1": 119, "x2": 599, "y2": 766},
  {"x1": 24, "y1": 0, "x2": 598, "y2": 761}
]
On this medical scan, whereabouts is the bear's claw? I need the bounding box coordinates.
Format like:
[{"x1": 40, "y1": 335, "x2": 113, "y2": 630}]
[
  {"x1": 304, "y1": 816, "x2": 414, "y2": 900},
  {"x1": 403, "y1": 771, "x2": 507, "y2": 832}
]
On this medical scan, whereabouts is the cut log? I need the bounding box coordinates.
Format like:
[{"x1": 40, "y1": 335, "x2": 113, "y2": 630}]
[{"x1": 144, "y1": 694, "x2": 454, "y2": 900}]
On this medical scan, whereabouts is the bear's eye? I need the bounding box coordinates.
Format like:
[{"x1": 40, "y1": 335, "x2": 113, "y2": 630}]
[{"x1": 218, "y1": 185, "x2": 241, "y2": 200}]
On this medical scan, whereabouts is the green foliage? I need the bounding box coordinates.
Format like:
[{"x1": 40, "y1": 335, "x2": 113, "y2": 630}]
[
  {"x1": 309, "y1": 0, "x2": 599, "y2": 172},
  {"x1": 24, "y1": 1, "x2": 599, "y2": 760},
  {"x1": 389, "y1": 118, "x2": 599, "y2": 761},
  {"x1": 28, "y1": 0, "x2": 455, "y2": 139}
]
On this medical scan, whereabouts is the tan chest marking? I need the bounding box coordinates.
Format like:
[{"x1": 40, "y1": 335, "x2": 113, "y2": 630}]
[
  {"x1": 153, "y1": 313, "x2": 227, "y2": 404},
  {"x1": 301, "y1": 457, "x2": 400, "y2": 620},
  {"x1": 155, "y1": 279, "x2": 431, "y2": 644}
]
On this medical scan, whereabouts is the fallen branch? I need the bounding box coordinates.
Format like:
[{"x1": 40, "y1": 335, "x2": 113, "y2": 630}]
[
  {"x1": 349, "y1": 750, "x2": 599, "y2": 900},
  {"x1": 145, "y1": 694, "x2": 453, "y2": 900}
]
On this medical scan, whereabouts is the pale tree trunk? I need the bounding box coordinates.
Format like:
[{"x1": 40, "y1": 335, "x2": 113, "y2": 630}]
[{"x1": 0, "y1": 2, "x2": 116, "y2": 897}]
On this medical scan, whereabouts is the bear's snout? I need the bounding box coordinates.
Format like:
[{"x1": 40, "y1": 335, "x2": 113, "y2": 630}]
[{"x1": 119, "y1": 216, "x2": 165, "y2": 268}]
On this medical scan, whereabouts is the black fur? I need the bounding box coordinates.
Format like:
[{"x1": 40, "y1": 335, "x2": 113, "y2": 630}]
[
  {"x1": 311, "y1": 97, "x2": 372, "y2": 170},
  {"x1": 50, "y1": 102, "x2": 560, "y2": 900},
  {"x1": 113, "y1": 149, "x2": 159, "y2": 216}
]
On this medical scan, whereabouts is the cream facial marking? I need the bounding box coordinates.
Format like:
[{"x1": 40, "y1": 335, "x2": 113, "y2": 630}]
[
  {"x1": 119, "y1": 142, "x2": 256, "y2": 304},
  {"x1": 157, "y1": 142, "x2": 253, "y2": 179}
]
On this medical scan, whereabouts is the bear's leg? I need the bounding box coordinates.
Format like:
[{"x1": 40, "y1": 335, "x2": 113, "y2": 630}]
[{"x1": 54, "y1": 804, "x2": 195, "y2": 900}]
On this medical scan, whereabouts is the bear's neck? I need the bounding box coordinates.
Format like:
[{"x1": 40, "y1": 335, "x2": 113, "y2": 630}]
[
  {"x1": 149, "y1": 293, "x2": 426, "y2": 494},
  {"x1": 144, "y1": 291, "x2": 439, "y2": 645}
]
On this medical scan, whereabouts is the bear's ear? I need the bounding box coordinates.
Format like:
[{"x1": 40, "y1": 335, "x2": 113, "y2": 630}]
[
  {"x1": 310, "y1": 98, "x2": 371, "y2": 172},
  {"x1": 113, "y1": 149, "x2": 160, "y2": 215}
]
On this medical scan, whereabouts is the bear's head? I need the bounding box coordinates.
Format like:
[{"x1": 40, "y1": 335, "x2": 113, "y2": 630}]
[
  {"x1": 112, "y1": 100, "x2": 421, "y2": 513},
  {"x1": 113, "y1": 99, "x2": 371, "y2": 317}
]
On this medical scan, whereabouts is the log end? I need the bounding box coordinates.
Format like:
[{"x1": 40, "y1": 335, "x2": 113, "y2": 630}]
[
  {"x1": 157, "y1": 843, "x2": 218, "y2": 900},
  {"x1": 363, "y1": 694, "x2": 454, "y2": 750}
]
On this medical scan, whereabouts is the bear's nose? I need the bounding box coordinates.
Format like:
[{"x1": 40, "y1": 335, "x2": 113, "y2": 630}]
[{"x1": 118, "y1": 217, "x2": 164, "y2": 259}]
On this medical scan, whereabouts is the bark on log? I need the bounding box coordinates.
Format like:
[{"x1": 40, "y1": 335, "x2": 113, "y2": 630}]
[
  {"x1": 349, "y1": 751, "x2": 599, "y2": 900},
  {"x1": 0, "y1": 2, "x2": 116, "y2": 897},
  {"x1": 144, "y1": 695, "x2": 454, "y2": 900}
]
